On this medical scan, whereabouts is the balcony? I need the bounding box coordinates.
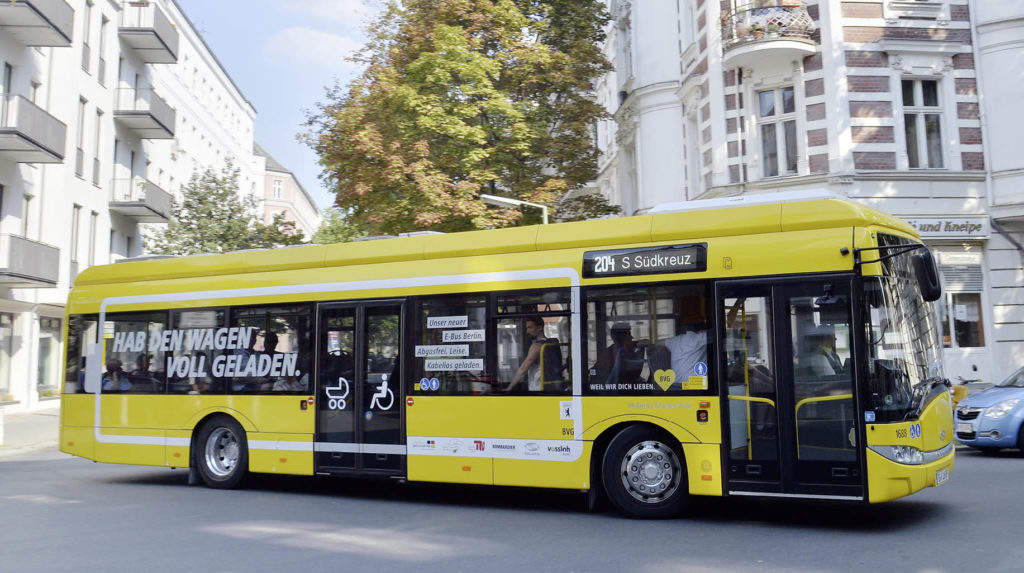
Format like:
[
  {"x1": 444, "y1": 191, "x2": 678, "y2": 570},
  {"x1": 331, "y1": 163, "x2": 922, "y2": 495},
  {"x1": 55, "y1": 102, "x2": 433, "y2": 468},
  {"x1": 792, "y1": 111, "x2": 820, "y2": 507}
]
[
  {"x1": 0, "y1": 234, "x2": 59, "y2": 287},
  {"x1": 113, "y1": 88, "x2": 175, "y2": 139},
  {"x1": 0, "y1": 94, "x2": 67, "y2": 163},
  {"x1": 721, "y1": 0, "x2": 816, "y2": 70},
  {"x1": 0, "y1": 0, "x2": 73, "y2": 47},
  {"x1": 109, "y1": 178, "x2": 172, "y2": 223},
  {"x1": 118, "y1": 0, "x2": 178, "y2": 64}
]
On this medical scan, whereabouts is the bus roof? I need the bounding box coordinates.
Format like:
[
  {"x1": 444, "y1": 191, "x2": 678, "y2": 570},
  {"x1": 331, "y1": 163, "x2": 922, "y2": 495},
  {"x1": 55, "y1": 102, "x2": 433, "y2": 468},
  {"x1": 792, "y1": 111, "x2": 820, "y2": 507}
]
[{"x1": 75, "y1": 195, "x2": 916, "y2": 286}]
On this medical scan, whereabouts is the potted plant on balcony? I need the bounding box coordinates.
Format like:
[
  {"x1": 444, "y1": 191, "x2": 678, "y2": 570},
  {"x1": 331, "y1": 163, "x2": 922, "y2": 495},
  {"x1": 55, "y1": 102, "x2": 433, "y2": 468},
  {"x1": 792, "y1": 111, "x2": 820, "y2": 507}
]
[
  {"x1": 735, "y1": 23, "x2": 749, "y2": 41},
  {"x1": 751, "y1": 23, "x2": 765, "y2": 39},
  {"x1": 766, "y1": 23, "x2": 780, "y2": 37}
]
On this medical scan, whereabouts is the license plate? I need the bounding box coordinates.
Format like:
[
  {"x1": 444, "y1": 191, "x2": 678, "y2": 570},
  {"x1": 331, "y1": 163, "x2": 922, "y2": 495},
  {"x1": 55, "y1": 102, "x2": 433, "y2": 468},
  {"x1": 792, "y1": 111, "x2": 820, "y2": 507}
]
[
  {"x1": 956, "y1": 422, "x2": 972, "y2": 434},
  {"x1": 936, "y1": 467, "x2": 949, "y2": 485}
]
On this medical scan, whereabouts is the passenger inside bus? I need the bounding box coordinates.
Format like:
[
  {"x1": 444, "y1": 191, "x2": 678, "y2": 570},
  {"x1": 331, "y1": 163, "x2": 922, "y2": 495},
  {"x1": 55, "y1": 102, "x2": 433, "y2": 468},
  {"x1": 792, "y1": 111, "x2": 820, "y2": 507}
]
[
  {"x1": 505, "y1": 315, "x2": 547, "y2": 392},
  {"x1": 799, "y1": 324, "x2": 845, "y2": 377},
  {"x1": 102, "y1": 359, "x2": 131, "y2": 392},
  {"x1": 663, "y1": 296, "x2": 709, "y2": 387},
  {"x1": 591, "y1": 322, "x2": 647, "y2": 386}
]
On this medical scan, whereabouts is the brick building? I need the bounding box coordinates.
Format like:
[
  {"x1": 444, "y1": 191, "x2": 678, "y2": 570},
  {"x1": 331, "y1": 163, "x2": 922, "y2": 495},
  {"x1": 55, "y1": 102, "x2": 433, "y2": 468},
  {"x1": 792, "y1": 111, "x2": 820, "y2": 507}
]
[{"x1": 593, "y1": 0, "x2": 1023, "y2": 382}]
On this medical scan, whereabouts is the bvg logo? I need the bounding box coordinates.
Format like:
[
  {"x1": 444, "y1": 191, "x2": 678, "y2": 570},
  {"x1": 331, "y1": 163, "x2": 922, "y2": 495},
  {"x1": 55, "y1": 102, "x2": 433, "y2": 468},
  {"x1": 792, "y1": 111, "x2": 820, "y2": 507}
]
[{"x1": 473, "y1": 440, "x2": 485, "y2": 451}]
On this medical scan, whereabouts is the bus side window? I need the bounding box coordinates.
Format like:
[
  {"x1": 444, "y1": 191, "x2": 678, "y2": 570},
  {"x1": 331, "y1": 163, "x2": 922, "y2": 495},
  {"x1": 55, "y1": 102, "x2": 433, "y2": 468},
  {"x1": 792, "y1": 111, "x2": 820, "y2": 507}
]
[
  {"x1": 228, "y1": 304, "x2": 312, "y2": 394},
  {"x1": 103, "y1": 311, "x2": 170, "y2": 394},
  {"x1": 414, "y1": 294, "x2": 489, "y2": 395},
  {"x1": 65, "y1": 315, "x2": 98, "y2": 394},
  {"x1": 493, "y1": 289, "x2": 571, "y2": 394},
  {"x1": 585, "y1": 282, "x2": 712, "y2": 394}
]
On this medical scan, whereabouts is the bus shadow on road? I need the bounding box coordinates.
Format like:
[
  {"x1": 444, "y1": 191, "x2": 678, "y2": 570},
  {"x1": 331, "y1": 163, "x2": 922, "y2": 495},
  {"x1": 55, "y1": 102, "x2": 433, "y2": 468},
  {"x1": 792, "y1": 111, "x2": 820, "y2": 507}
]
[
  {"x1": 684, "y1": 495, "x2": 946, "y2": 531},
  {"x1": 104, "y1": 468, "x2": 949, "y2": 529}
]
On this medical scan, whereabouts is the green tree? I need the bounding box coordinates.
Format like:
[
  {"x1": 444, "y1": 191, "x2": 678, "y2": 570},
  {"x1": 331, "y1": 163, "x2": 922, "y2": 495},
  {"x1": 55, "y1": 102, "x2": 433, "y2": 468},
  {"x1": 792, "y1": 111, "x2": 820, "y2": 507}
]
[
  {"x1": 311, "y1": 207, "x2": 368, "y2": 244},
  {"x1": 148, "y1": 164, "x2": 305, "y2": 255},
  {"x1": 555, "y1": 193, "x2": 621, "y2": 222},
  {"x1": 305, "y1": 0, "x2": 613, "y2": 235},
  {"x1": 255, "y1": 212, "x2": 307, "y2": 248}
]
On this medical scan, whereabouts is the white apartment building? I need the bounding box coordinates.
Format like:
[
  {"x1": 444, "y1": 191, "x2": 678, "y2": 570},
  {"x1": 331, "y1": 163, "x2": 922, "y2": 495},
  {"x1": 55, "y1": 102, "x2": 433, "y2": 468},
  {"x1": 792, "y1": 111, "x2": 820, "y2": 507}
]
[
  {"x1": 0, "y1": 0, "x2": 319, "y2": 411},
  {"x1": 594, "y1": 0, "x2": 1023, "y2": 383}
]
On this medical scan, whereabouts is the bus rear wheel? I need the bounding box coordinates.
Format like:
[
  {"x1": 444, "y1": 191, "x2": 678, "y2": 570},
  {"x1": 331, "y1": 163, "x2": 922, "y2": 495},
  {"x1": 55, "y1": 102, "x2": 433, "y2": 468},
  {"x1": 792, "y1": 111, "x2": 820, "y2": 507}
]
[
  {"x1": 602, "y1": 426, "x2": 687, "y2": 518},
  {"x1": 196, "y1": 416, "x2": 248, "y2": 489}
]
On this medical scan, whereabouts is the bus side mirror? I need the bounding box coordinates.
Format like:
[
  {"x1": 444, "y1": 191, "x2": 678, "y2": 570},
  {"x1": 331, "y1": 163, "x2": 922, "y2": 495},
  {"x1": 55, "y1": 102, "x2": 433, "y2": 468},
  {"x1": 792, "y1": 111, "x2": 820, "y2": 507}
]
[{"x1": 913, "y1": 249, "x2": 942, "y2": 302}]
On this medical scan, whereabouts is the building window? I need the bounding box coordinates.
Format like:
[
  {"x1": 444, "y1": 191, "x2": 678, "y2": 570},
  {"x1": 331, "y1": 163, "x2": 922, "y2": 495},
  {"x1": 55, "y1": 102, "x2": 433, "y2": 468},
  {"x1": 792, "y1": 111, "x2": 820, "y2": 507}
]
[
  {"x1": 21, "y1": 194, "x2": 31, "y2": 237},
  {"x1": 901, "y1": 79, "x2": 944, "y2": 169},
  {"x1": 38, "y1": 318, "x2": 62, "y2": 391},
  {"x1": 273, "y1": 179, "x2": 283, "y2": 199},
  {"x1": 70, "y1": 204, "x2": 81, "y2": 265},
  {"x1": 81, "y1": 1, "x2": 93, "y2": 73},
  {"x1": 757, "y1": 87, "x2": 797, "y2": 178},
  {"x1": 98, "y1": 16, "x2": 109, "y2": 86},
  {"x1": 88, "y1": 211, "x2": 98, "y2": 266},
  {"x1": 937, "y1": 254, "x2": 984, "y2": 348},
  {"x1": 0, "y1": 313, "x2": 13, "y2": 399},
  {"x1": 76, "y1": 98, "x2": 86, "y2": 177},
  {"x1": 93, "y1": 109, "x2": 103, "y2": 186}
]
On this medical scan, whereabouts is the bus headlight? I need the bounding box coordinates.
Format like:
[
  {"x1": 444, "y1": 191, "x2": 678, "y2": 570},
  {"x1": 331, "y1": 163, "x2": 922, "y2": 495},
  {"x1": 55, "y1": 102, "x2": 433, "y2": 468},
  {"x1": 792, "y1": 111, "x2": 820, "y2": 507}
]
[
  {"x1": 869, "y1": 445, "x2": 923, "y2": 465},
  {"x1": 985, "y1": 399, "x2": 1020, "y2": 420},
  {"x1": 868, "y1": 442, "x2": 953, "y2": 465}
]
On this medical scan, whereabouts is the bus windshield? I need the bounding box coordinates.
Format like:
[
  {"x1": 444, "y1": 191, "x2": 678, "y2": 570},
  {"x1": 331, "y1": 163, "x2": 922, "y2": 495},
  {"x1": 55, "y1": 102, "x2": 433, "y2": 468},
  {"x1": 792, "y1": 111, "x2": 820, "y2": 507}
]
[{"x1": 863, "y1": 235, "x2": 945, "y2": 422}]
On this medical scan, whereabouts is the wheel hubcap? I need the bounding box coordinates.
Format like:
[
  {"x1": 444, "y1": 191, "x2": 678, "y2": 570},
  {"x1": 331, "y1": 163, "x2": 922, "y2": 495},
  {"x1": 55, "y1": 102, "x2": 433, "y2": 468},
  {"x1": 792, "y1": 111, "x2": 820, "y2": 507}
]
[
  {"x1": 205, "y1": 427, "x2": 239, "y2": 477},
  {"x1": 620, "y1": 440, "x2": 681, "y2": 504}
]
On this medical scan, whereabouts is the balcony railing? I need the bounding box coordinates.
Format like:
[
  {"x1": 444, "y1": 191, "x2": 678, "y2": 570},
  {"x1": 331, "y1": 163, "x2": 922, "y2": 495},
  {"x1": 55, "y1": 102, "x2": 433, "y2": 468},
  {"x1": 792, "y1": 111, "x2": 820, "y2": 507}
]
[
  {"x1": 0, "y1": 234, "x2": 60, "y2": 287},
  {"x1": 0, "y1": 94, "x2": 67, "y2": 163},
  {"x1": 119, "y1": 0, "x2": 179, "y2": 63},
  {"x1": 0, "y1": 0, "x2": 74, "y2": 47},
  {"x1": 721, "y1": 0, "x2": 816, "y2": 68},
  {"x1": 109, "y1": 178, "x2": 172, "y2": 222},
  {"x1": 113, "y1": 87, "x2": 176, "y2": 139}
]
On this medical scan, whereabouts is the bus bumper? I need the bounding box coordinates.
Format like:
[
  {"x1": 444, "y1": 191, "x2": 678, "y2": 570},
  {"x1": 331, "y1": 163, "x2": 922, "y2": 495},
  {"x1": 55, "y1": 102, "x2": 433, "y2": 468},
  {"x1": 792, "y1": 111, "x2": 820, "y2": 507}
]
[{"x1": 866, "y1": 447, "x2": 955, "y2": 503}]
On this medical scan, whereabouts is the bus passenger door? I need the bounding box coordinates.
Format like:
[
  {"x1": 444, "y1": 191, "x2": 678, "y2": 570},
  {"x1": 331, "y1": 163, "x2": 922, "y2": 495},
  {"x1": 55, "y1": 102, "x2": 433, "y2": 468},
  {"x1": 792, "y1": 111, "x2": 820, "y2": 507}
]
[
  {"x1": 315, "y1": 302, "x2": 404, "y2": 476},
  {"x1": 719, "y1": 279, "x2": 863, "y2": 499}
]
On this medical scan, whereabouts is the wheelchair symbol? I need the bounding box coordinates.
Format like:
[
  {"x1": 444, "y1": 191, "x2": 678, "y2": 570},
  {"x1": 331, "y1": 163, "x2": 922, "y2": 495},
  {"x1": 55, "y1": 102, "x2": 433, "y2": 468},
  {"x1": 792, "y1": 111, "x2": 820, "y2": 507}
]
[
  {"x1": 325, "y1": 377, "x2": 350, "y2": 410},
  {"x1": 370, "y1": 375, "x2": 394, "y2": 411}
]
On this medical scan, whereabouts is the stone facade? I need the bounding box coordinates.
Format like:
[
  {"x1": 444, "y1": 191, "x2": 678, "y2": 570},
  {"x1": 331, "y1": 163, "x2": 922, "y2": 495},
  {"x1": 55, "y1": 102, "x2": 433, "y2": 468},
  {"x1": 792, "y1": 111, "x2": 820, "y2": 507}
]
[{"x1": 594, "y1": 0, "x2": 1023, "y2": 382}]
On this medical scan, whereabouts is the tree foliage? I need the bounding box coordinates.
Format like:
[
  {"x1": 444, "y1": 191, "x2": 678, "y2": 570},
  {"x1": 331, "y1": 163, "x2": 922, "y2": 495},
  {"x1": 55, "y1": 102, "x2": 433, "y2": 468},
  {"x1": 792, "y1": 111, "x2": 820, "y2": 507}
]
[
  {"x1": 305, "y1": 0, "x2": 613, "y2": 234},
  {"x1": 555, "y1": 193, "x2": 621, "y2": 222},
  {"x1": 148, "y1": 164, "x2": 305, "y2": 255},
  {"x1": 311, "y1": 207, "x2": 368, "y2": 244}
]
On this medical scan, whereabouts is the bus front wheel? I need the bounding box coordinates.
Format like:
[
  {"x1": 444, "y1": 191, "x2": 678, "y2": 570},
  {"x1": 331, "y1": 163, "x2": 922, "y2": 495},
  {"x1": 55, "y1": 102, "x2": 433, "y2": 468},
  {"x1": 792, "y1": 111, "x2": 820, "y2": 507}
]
[
  {"x1": 601, "y1": 426, "x2": 688, "y2": 518},
  {"x1": 195, "y1": 415, "x2": 248, "y2": 489}
]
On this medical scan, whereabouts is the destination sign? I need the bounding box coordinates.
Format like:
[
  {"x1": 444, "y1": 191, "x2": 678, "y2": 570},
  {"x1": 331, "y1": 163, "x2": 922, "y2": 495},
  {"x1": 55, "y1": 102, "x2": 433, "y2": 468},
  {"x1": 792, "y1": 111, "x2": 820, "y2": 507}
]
[{"x1": 583, "y1": 244, "x2": 707, "y2": 278}]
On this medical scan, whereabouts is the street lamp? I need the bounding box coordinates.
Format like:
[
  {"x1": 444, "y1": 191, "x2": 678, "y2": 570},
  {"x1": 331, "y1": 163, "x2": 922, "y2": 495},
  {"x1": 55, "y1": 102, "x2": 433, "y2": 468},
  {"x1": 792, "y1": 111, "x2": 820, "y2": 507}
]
[{"x1": 479, "y1": 193, "x2": 549, "y2": 225}]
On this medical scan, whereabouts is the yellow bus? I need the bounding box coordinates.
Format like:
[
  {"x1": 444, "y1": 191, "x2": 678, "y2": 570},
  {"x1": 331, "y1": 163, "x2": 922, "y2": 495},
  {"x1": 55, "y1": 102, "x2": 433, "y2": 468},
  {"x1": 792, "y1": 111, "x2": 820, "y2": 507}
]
[{"x1": 60, "y1": 191, "x2": 954, "y2": 518}]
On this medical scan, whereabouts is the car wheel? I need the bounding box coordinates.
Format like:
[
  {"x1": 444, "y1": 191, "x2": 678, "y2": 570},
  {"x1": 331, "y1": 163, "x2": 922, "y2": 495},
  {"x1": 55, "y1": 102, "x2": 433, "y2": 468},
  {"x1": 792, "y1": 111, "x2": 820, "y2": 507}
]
[
  {"x1": 196, "y1": 415, "x2": 248, "y2": 489},
  {"x1": 601, "y1": 426, "x2": 688, "y2": 519},
  {"x1": 1017, "y1": 424, "x2": 1024, "y2": 454}
]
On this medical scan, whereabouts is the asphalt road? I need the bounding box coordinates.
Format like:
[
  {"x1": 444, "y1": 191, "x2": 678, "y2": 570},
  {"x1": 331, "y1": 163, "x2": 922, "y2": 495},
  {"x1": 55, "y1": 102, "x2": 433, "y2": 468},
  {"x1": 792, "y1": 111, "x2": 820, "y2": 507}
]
[{"x1": 1, "y1": 447, "x2": 1021, "y2": 573}]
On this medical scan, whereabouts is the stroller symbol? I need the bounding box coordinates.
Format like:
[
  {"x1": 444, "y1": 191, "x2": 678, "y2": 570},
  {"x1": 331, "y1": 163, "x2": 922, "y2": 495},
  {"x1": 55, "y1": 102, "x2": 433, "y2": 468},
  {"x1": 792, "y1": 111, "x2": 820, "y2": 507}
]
[{"x1": 325, "y1": 377, "x2": 351, "y2": 410}]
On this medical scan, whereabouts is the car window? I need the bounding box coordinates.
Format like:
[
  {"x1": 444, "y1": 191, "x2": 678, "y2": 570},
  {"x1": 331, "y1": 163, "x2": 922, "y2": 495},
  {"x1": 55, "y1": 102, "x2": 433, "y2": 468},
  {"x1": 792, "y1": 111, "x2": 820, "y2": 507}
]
[{"x1": 996, "y1": 367, "x2": 1024, "y2": 388}]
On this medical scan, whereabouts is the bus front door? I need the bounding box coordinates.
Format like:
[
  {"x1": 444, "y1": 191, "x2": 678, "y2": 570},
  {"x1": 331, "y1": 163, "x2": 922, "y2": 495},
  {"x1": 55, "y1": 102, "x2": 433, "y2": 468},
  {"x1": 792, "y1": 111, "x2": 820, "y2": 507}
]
[
  {"x1": 315, "y1": 302, "x2": 404, "y2": 476},
  {"x1": 719, "y1": 279, "x2": 863, "y2": 499}
]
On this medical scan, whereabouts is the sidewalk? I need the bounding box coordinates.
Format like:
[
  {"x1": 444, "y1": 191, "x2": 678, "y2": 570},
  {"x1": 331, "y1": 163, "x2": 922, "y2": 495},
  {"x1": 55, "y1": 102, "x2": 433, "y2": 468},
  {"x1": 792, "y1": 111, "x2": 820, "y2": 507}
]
[{"x1": 0, "y1": 402, "x2": 61, "y2": 460}]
